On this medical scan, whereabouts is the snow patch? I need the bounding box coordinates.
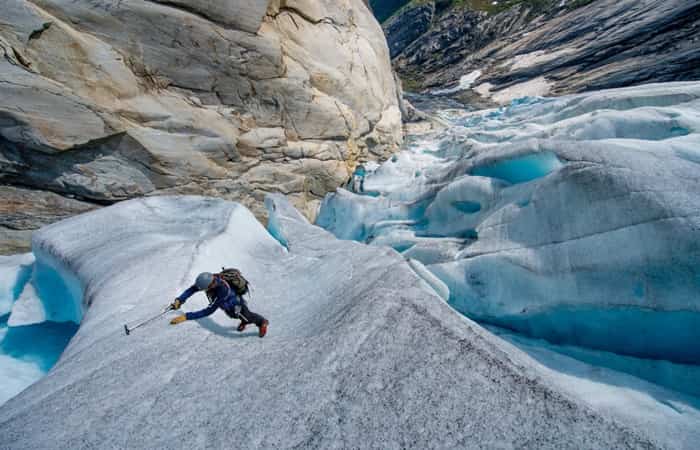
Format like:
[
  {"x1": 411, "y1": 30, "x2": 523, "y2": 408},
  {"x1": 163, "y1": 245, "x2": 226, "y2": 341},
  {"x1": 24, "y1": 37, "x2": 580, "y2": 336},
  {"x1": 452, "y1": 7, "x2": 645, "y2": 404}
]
[
  {"x1": 505, "y1": 48, "x2": 576, "y2": 70},
  {"x1": 473, "y1": 82, "x2": 494, "y2": 98},
  {"x1": 491, "y1": 77, "x2": 552, "y2": 104},
  {"x1": 432, "y1": 70, "x2": 483, "y2": 95}
]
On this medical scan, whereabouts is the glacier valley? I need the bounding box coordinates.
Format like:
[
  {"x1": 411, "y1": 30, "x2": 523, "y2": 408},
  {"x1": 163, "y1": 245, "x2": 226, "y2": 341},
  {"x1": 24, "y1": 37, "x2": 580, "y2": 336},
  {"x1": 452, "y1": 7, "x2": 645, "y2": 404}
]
[
  {"x1": 317, "y1": 82, "x2": 700, "y2": 444},
  {"x1": 1, "y1": 83, "x2": 700, "y2": 448}
]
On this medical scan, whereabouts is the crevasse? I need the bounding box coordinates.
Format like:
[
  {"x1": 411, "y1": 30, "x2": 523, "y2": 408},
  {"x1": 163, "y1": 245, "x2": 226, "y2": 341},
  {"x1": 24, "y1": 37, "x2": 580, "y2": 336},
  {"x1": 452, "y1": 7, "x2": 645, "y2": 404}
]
[
  {"x1": 0, "y1": 248, "x2": 83, "y2": 406},
  {"x1": 316, "y1": 82, "x2": 700, "y2": 398}
]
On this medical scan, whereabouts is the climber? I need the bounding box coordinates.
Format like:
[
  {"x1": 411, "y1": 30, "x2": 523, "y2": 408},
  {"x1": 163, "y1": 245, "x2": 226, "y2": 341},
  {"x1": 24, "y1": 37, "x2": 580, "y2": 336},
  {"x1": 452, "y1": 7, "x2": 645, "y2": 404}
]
[
  {"x1": 352, "y1": 163, "x2": 367, "y2": 193},
  {"x1": 169, "y1": 272, "x2": 269, "y2": 337}
]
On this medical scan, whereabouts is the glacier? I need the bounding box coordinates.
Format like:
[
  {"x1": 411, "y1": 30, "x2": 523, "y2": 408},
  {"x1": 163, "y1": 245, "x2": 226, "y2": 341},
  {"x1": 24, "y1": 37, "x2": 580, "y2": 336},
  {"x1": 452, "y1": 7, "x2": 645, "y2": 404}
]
[
  {"x1": 1, "y1": 194, "x2": 689, "y2": 448},
  {"x1": 0, "y1": 253, "x2": 79, "y2": 406},
  {"x1": 1, "y1": 82, "x2": 700, "y2": 448},
  {"x1": 0, "y1": 254, "x2": 33, "y2": 317},
  {"x1": 317, "y1": 82, "x2": 700, "y2": 397}
]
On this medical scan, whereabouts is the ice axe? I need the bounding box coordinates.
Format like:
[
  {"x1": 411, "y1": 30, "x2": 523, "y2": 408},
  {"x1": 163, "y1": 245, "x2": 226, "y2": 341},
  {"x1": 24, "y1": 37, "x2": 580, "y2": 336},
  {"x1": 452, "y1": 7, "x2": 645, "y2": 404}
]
[{"x1": 124, "y1": 305, "x2": 174, "y2": 336}]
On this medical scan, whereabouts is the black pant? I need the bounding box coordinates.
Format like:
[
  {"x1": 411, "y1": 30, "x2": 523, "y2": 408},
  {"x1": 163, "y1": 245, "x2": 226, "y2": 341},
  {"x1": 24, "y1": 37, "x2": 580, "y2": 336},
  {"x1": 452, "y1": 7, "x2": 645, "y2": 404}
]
[{"x1": 228, "y1": 304, "x2": 266, "y2": 327}]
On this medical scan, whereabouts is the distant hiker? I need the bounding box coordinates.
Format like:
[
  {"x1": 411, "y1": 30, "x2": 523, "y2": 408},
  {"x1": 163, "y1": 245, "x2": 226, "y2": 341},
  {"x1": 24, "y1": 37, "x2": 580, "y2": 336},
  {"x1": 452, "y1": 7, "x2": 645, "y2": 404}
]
[
  {"x1": 352, "y1": 164, "x2": 366, "y2": 193},
  {"x1": 169, "y1": 271, "x2": 269, "y2": 337}
]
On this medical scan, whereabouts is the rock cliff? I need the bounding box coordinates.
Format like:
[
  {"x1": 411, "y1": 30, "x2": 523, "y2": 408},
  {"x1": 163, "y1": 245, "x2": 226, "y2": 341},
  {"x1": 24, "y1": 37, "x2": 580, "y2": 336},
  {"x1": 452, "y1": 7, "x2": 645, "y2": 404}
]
[{"x1": 0, "y1": 0, "x2": 403, "y2": 253}]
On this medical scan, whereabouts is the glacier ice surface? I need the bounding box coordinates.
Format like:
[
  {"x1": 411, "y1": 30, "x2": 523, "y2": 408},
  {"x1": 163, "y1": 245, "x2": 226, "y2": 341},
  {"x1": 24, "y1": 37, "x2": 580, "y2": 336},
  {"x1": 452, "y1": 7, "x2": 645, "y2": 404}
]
[
  {"x1": 0, "y1": 195, "x2": 678, "y2": 448},
  {"x1": 489, "y1": 325, "x2": 700, "y2": 450},
  {"x1": 317, "y1": 82, "x2": 700, "y2": 395}
]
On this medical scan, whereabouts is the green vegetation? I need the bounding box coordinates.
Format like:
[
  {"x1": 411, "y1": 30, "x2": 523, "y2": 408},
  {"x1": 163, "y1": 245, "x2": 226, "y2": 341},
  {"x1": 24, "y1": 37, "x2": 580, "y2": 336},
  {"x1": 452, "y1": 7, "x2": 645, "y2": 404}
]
[
  {"x1": 566, "y1": 0, "x2": 597, "y2": 8},
  {"x1": 376, "y1": 0, "x2": 597, "y2": 23},
  {"x1": 369, "y1": 0, "x2": 413, "y2": 23},
  {"x1": 399, "y1": 73, "x2": 425, "y2": 92},
  {"x1": 450, "y1": 0, "x2": 560, "y2": 15},
  {"x1": 382, "y1": 0, "x2": 433, "y2": 23}
]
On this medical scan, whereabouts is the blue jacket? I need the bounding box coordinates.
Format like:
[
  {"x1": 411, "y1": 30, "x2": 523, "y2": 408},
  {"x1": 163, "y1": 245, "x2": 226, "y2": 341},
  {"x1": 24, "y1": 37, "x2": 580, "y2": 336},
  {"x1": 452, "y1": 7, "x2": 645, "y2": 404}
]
[{"x1": 176, "y1": 277, "x2": 243, "y2": 320}]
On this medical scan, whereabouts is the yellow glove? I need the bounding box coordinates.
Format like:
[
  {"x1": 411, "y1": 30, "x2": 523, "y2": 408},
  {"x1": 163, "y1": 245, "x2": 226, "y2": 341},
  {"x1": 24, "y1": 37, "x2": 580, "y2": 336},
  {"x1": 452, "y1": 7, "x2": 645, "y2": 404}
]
[
  {"x1": 171, "y1": 299, "x2": 182, "y2": 310},
  {"x1": 170, "y1": 315, "x2": 187, "y2": 325}
]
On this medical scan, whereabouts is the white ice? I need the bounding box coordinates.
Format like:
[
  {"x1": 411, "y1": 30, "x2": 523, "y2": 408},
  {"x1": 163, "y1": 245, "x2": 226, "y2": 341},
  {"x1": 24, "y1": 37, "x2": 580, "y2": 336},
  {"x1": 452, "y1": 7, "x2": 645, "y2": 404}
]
[
  {"x1": 489, "y1": 76, "x2": 553, "y2": 103},
  {"x1": 8, "y1": 283, "x2": 46, "y2": 327},
  {"x1": 432, "y1": 70, "x2": 483, "y2": 95},
  {"x1": 4, "y1": 79, "x2": 700, "y2": 443},
  {"x1": 0, "y1": 254, "x2": 34, "y2": 316}
]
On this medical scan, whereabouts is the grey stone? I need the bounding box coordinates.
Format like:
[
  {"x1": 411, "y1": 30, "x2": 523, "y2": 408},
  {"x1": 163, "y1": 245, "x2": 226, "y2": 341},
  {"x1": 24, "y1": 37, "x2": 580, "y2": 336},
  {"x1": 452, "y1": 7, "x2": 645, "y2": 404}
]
[
  {"x1": 0, "y1": 0, "x2": 404, "y2": 251},
  {"x1": 383, "y1": 1, "x2": 434, "y2": 58},
  {"x1": 148, "y1": 0, "x2": 269, "y2": 33},
  {"x1": 0, "y1": 185, "x2": 97, "y2": 254}
]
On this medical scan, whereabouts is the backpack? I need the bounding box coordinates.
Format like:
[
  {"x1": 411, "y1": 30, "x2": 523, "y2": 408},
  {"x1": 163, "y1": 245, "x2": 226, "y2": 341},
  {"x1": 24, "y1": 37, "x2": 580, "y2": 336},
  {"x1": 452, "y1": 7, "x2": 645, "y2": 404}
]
[{"x1": 218, "y1": 267, "x2": 250, "y2": 297}]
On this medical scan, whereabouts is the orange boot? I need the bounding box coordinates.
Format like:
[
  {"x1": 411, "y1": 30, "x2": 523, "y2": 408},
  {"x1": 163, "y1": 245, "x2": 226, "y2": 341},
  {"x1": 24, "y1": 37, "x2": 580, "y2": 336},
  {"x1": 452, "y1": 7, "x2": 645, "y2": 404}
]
[{"x1": 258, "y1": 320, "x2": 269, "y2": 338}]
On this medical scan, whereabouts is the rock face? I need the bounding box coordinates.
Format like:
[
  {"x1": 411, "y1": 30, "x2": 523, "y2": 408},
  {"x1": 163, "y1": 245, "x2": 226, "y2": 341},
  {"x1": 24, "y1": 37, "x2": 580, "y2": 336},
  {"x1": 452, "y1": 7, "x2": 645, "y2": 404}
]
[
  {"x1": 0, "y1": 0, "x2": 403, "y2": 253},
  {"x1": 0, "y1": 195, "x2": 655, "y2": 448},
  {"x1": 0, "y1": 186, "x2": 97, "y2": 254},
  {"x1": 385, "y1": 0, "x2": 700, "y2": 103},
  {"x1": 369, "y1": 0, "x2": 412, "y2": 23},
  {"x1": 383, "y1": 2, "x2": 435, "y2": 58}
]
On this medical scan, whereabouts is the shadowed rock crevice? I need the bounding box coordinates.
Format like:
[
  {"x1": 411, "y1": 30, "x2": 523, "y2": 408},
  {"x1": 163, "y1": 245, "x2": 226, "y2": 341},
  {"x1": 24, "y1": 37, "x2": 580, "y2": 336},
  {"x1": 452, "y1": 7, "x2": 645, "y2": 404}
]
[{"x1": 27, "y1": 21, "x2": 52, "y2": 42}]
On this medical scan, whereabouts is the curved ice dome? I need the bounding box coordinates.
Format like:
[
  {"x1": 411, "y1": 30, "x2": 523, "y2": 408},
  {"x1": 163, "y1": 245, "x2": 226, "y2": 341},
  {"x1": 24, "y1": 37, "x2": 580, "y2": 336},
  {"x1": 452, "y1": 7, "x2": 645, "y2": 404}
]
[{"x1": 2, "y1": 195, "x2": 687, "y2": 448}]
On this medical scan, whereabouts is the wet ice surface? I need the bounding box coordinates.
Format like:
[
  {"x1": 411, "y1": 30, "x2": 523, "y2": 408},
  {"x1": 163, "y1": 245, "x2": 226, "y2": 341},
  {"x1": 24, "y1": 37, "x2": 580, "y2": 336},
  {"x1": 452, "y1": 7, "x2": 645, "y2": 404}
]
[
  {"x1": 318, "y1": 82, "x2": 700, "y2": 443},
  {"x1": 0, "y1": 195, "x2": 662, "y2": 449}
]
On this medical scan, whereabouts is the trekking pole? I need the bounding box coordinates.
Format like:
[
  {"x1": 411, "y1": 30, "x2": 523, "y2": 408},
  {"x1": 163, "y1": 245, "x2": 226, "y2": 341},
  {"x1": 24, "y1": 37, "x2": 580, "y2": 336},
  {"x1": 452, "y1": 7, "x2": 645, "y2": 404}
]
[{"x1": 124, "y1": 305, "x2": 173, "y2": 336}]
